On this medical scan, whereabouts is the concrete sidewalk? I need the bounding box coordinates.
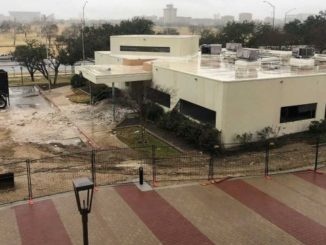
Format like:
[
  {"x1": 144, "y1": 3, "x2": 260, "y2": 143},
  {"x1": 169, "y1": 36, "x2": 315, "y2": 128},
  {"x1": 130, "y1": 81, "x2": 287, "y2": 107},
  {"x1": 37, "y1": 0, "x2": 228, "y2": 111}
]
[{"x1": 2, "y1": 171, "x2": 326, "y2": 244}]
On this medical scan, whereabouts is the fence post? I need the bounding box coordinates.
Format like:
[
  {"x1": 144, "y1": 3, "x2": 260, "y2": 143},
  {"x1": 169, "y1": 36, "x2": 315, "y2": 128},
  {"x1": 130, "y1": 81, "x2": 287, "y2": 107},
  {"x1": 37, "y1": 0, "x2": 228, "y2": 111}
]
[
  {"x1": 91, "y1": 150, "x2": 97, "y2": 188},
  {"x1": 25, "y1": 159, "x2": 33, "y2": 205},
  {"x1": 265, "y1": 142, "x2": 270, "y2": 177},
  {"x1": 208, "y1": 155, "x2": 214, "y2": 181},
  {"x1": 314, "y1": 136, "x2": 320, "y2": 172},
  {"x1": 152, "y1": 145, "x2": 157, "y2": 185}
]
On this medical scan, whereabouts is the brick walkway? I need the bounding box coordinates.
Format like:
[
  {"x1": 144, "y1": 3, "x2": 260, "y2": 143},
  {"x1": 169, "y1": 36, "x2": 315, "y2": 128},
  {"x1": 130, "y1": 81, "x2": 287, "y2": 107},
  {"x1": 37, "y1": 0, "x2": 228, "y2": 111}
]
[
  {"x1": 116, "y1": 185, "x2": 213, "y2": 245},
  {"x1": 294, "y1": 171, "x2": 326, "y2": 189},
  {"x1": 2, "y1": 171, "x2": 326, "y2": 244},
  {"x1": 217, "y1": 178, "x2": 326, "y2": 245}
]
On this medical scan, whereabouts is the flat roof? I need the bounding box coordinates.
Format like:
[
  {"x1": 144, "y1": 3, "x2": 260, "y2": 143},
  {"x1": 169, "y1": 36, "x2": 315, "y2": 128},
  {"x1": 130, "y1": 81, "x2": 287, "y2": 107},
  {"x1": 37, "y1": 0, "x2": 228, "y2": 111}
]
[
  {"x1": 153, "y1": 55, "x2": 326, "y2": 82},
  {"x1": 96, "y1": 51, "x2": 198, "y2": 60},
  {"x1": 111, "y1": 35, "x2": 199, "y2": 39},
  {"x1": 75, "y1": 65, "x2": 152, "y2": 84}
]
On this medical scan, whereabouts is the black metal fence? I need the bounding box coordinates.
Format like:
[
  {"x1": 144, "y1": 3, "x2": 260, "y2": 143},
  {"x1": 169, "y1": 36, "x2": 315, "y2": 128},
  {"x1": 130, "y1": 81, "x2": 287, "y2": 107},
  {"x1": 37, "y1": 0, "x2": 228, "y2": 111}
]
[{"x1": 1, "y1": 137, "x2": 325, "y2": 206}]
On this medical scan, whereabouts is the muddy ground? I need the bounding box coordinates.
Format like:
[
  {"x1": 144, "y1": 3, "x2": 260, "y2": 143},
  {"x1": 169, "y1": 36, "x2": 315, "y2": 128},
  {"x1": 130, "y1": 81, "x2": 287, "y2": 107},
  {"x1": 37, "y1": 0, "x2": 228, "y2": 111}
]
[{"x1": 0, "y1": 86, "x2": 129, "y2": 162}]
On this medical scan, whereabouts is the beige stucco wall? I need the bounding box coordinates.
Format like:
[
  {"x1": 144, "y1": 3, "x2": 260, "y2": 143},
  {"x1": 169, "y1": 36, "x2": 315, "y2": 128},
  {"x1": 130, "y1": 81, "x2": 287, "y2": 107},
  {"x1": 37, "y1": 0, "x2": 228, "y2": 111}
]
[
  {"x1": 221, "y1": 75, "x2": 326, "y2": 144},
  {"x1": 110, "y1": 35, "x2": 199, "y2": 57},
  {"x1": 152, "y1": 66, "x2": 326, "y2": 146},
  {"x1": 152, "y1": 66, "x2": 224, "y2": 130},
  {"x1": 95, "y1": 52, "x2": 123, "y2": 65}
]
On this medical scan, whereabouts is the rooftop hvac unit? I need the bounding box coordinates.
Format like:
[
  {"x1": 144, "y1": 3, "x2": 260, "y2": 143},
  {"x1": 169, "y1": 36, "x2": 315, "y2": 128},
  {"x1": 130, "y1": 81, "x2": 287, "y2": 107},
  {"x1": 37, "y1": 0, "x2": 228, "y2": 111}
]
[
  {"x1": 292, "y1": 47, "x2": 315, "y2": 59},
  {"x1": 261, "y1": 57, "x2": 282, "y2": 70},
  {"x1": 235, "y1": 60, "x2": 259, "y2": 78},
  {"x1": 236, "y1": 48, "x2": 260, "y2": 61},
  {"x1": 289, "y1": 58, "x2": 315, "y2": 70},
  {"x1": 201, "y1": 44, "x2": 222, "y2": 55},
  {"x1": 226, "y1": 43, "x2": 242, "y2": 52}
]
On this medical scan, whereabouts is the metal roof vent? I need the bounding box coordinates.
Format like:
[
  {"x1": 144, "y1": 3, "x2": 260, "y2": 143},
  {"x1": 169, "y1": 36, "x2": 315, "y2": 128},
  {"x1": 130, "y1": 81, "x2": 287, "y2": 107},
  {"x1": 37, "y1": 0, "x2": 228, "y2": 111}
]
[
  {"x1": 201, "y1": 44, "x2": 222, "y2": 55},
  {"x1": 289, "y1": 58, "x2": 315, "y2": 70},
  {"x1": 226, "y1": 43, "x2": 242, "y2": 52},
  {"x1": 292, "y1": 47, "x2": 315, "y2": 59},
  {"x1": 236, "y1": 48, "x2": 260, "y2": 61},
  {"x1": 261, "y1": 57, "x2": 282, "y2": 70},
  {"x1": 235, "y1": 60, "x2": 260, "y2": 78}
]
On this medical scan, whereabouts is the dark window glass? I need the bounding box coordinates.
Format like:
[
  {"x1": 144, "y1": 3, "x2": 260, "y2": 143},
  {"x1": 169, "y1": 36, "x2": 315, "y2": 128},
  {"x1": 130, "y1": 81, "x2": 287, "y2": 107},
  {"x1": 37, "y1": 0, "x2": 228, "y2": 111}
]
[
  {"x1": 147, "y1": 88, "x2": 170, "y2": 108},
  {"x1": 280, "y1": 103, "x2": 317, "y2": 123},
  {"x1": 120, "y1": 46, "x2": 170, "y2": 53},
  {"x1": 179, "y1": 99, "x2": 216, "y2": 126}
]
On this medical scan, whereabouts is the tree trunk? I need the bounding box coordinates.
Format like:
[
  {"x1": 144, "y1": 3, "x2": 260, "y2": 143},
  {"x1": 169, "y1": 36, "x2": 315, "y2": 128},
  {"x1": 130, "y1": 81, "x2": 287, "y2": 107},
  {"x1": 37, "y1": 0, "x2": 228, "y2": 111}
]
[{"x1": 53, "y1": 68, "x2": 59, "y2": 85}]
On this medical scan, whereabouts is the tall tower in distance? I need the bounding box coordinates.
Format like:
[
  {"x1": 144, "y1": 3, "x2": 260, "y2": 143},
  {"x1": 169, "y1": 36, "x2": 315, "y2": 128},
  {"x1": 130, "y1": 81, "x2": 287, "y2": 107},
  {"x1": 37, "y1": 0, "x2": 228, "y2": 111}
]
[{"x1": 163, "y1": 4, "x2": 177, "y2": 25}]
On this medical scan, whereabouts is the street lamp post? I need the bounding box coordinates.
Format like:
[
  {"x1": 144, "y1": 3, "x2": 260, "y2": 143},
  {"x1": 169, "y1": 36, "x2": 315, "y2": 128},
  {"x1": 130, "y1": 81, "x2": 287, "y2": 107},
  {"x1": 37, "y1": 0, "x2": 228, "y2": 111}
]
[
  {"x1": 284, "y1": 8, "x2": 296, "y2": 25},
  {"x1": 81, "y1": 1, "x2": 88, "y2": 65},
  {"x1": 73, "y1": 177, "x2": 94, "y2": 245},
  {"x1": 20, "y1": 66, "x2": 23, "y2": 85},
  {"x1": 263, "y1": 0, "x2": 276, "y2": 28}
]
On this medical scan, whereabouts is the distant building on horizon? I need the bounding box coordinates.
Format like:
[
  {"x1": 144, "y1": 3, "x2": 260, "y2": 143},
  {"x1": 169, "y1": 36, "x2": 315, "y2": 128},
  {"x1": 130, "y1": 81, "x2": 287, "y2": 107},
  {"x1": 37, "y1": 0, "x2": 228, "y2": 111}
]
[
  {"x1": 285, "y1": 13, "x2": 313, "y2": 23},
  {"x1": 9, "y1": 11, "x2": 41, "y2": 23},
  {"x1": 239, "y1": 12, "x2": 253, "y2": 22},
  {"x1": 221, "y1": 15, "x2": 235, "y2": 24},
  {"x1": 0, "y1": 14, "x2": 9, "y2": 23},
  {"x1": 163, "y1": 4, "x2": 177, "y2": 25}
]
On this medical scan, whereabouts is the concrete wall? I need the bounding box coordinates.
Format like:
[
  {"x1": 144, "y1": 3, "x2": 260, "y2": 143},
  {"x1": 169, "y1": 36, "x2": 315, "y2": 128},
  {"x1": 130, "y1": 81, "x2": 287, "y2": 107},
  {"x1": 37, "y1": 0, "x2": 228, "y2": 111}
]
[
  {"x1": 221, "y1": 75, "x2": 326, "y2": 144},
  {"x1": 152, "y1": 66, "x2": 224, "y2": 130},
  {"x1": 95, "y1": 52, "x2": 122, "y2": 65},
  {"x1": 152, "y1": 66, "x2": 326, "y2": 146},
  {"x1": 110, "y1": 35, "x2": 199, "y2": 57}
]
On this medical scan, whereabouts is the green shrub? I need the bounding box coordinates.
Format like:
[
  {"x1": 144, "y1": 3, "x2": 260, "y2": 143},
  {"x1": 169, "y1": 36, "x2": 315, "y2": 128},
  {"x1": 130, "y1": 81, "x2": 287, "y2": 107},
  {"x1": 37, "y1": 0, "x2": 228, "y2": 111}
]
[
  {"x1": 198, "y1": 125, "x2": 220, "y2": 152},
  {"x1": 309, "y1": 120, "x2": 326, "y2": 134},
  {"x1": 157, "y1": 110, "x2": 220, "y2": 153},
  {"x1": 235, "y1": 132, "x2": 253, "y2": 145},
  {"x1": 144, "y1": 102, "x2": 164, "y2": 122},
  {"x1": 70, "y1": 74, "x2": 86, "y2": 88}
]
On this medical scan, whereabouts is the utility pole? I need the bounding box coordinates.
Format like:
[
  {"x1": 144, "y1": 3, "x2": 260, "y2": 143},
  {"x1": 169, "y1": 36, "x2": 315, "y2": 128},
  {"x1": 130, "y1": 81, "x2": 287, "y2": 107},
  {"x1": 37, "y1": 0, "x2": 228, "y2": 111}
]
[
  {"x1": 263, "y1": 1, "x2": 276, "y2": 28},
  {"x1": 81, "y1": 1, "x2": 88, "y2": 65}
]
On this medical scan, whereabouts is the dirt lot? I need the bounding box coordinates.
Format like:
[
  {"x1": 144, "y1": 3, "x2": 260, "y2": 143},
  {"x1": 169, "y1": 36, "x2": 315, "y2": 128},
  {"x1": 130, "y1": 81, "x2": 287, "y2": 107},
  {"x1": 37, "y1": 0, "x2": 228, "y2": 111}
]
[{"x1": 0, "y1": 86, "x2": 130, "y2": 162}]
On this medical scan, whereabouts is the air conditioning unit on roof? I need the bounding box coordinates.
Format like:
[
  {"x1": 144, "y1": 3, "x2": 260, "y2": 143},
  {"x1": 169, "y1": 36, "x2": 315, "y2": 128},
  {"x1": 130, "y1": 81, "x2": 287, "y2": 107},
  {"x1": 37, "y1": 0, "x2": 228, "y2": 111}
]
[
  {"x1": 237, "y1": 48, "x2": 260, "y2": 61},
  {"x1": 201, "y1": 44, "x2": 222, "y2": 55},
  {"x1": 226, "y1": 43, "x2": 242, "y2": 52},
  {"x1": 292, "y1": 47, "x2": 315, "y2": 59}
]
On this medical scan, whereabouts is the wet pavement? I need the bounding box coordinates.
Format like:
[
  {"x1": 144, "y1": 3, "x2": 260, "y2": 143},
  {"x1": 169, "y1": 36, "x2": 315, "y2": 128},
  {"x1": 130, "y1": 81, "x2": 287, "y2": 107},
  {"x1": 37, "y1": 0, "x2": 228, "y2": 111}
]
[{"x1": 2, "y1": 171, "x2": 326, "y2": 244}]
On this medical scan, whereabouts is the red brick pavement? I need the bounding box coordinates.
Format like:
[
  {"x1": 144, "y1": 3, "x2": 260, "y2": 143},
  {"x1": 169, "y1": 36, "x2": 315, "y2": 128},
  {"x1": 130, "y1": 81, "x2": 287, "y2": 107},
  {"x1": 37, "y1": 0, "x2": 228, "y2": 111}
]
[
  {"x1": 217, "y1": 179, "x2": 326, "y2": 245},
  {"x1": 14, "y1": 199, "x2": 72, "y2": 245},
  {"x1": 294, "y1": 171, "x2": 326, "y2": 189},
  {"x1": 116, "y1": 185, "x2": 213, "y2": 245}
]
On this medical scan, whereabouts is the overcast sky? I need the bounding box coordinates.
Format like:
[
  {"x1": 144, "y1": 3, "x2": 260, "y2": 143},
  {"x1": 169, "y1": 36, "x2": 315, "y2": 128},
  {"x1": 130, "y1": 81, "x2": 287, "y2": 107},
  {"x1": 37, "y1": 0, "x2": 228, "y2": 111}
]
[{"x1": 1, "y1": 0, "x2": 324, "y2": 20}]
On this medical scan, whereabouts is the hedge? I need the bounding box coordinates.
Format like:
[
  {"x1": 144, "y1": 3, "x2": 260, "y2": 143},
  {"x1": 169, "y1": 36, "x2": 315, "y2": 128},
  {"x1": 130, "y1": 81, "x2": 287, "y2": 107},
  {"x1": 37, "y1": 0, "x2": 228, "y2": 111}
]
[
  {"x1": 70, "y1": 74, "x2": 87, "y2": 88},
  {"x1": 156, "y1": 110, "x2": 220, "y2": 153}
]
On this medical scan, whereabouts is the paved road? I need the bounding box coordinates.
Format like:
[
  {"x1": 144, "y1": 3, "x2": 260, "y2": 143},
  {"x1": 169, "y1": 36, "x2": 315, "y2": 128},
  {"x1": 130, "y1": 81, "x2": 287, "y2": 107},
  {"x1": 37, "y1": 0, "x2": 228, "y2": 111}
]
[{"x1": 2, "y1": 170, "x2": 326, "y2": 244}]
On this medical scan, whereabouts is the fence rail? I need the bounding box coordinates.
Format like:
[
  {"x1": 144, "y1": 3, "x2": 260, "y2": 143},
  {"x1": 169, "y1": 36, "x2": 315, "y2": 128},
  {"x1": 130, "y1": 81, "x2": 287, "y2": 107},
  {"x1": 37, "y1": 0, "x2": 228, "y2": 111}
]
[{"x1": 0, "y1": 137, "x2": 325, "y2": 206}]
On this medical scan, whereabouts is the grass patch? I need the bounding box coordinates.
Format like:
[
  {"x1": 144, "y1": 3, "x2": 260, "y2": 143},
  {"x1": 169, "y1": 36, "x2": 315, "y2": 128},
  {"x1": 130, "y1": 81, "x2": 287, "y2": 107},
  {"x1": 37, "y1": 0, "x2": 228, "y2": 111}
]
[
  {"x1": 67, "y1": 89, "x2": 90, "y2": 104},
  {"x1": 9, "y1": 75, "x2": 72, "y2": 87},
  {"x1": 116, "y1": 126, "x2": 180, "y2": 158}
]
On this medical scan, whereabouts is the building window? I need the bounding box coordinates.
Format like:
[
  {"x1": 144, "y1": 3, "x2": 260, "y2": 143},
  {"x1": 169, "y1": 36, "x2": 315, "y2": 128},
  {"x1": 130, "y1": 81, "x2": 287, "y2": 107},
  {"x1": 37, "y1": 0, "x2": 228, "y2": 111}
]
[
  {"x1": 120, "y1": 46, "x2": 170, "y2": 53},
  {"x1": 179, "y1": 99, "x2": 216, "y2": 126},
  {"x1": 147, "y1": 87, "x2": 171, "y2": 108},
  {"x1": 280, "y1": 103, "x2": 317, "y2": 123}
]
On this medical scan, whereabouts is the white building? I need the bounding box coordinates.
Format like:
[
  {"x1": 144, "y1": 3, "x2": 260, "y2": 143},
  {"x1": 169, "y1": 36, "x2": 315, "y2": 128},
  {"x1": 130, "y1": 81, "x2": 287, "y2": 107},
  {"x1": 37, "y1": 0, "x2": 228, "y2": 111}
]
[
  {"x1": 239, "y1": 13, "x2": 253, "y2": 22},
  {"x1": 9, "y1": 11, "x2": 41, "y2": 23},
  {"x1": 76, "y1": 35, "x2": 326, "y2": 147},
  {"x1": 221, "y1": 15, "x2": 235, "y2": 25},
  {"x1": 163, "y1": 4, "x2": 177, "y2": 25}
]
